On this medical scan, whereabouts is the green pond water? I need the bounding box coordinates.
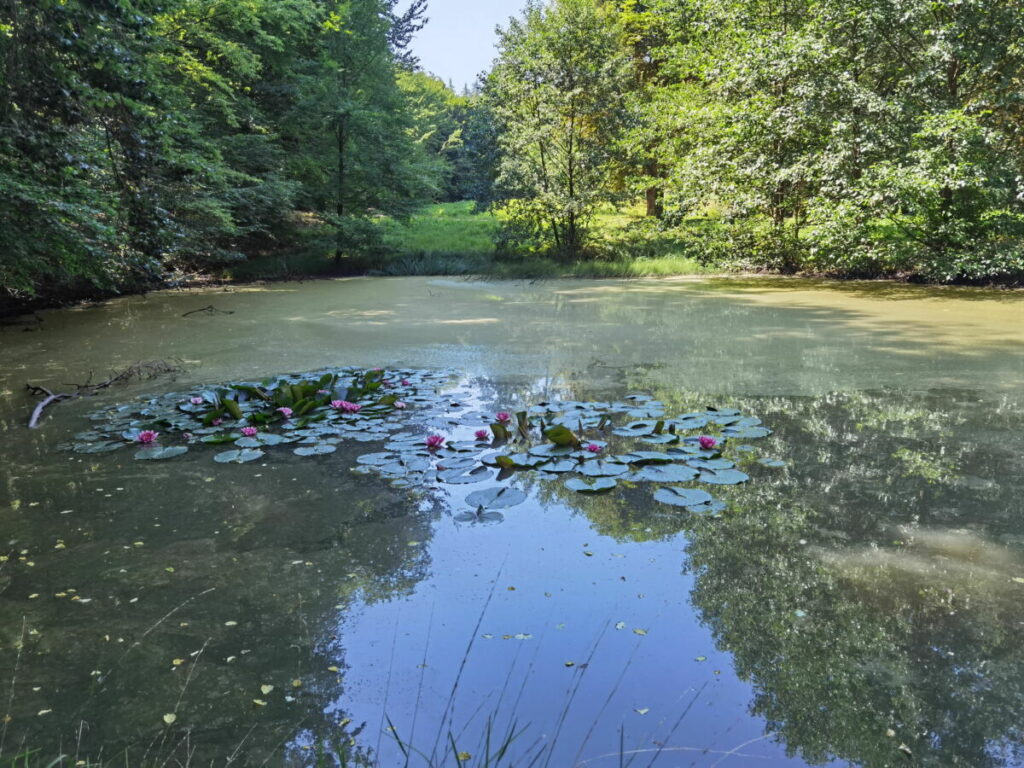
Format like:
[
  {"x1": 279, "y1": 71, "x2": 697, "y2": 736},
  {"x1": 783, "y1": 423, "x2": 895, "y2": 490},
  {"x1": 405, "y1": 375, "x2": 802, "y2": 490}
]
[{"x1": 0, "y1": 276, "x2": 1022, "y2": 767}]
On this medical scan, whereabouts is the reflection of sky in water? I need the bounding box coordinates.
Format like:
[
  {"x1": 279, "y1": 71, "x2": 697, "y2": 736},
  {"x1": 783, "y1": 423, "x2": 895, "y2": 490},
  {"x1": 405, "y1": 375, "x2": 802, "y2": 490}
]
[{"x1": 0, "y1": 277, "x2": 1022, "y2": 766}]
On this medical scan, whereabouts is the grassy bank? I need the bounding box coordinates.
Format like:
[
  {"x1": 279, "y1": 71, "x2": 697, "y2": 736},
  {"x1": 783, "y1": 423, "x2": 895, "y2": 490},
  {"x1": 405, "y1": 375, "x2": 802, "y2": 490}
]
[{"x1": 220, "y1": 202, "x2": 712, "y2": 282}]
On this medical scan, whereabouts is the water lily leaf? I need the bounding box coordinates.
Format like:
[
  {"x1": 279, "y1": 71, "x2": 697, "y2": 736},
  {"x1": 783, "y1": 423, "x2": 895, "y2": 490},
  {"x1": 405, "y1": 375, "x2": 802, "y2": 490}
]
[
  {"x1": 465, "y1": 486, "x2": 528, "y2": 509},
  {"x1": 235, "y1": 437, "x2": 262, "y2": 448},
  {"x1": 294, "y1": 444, "x2": 337, "y2": 456},
  {"x1": 758, "y1": 458, "x2": 787, "y2": 467},
  {"x1": 75, "y1": 441, "x2": 122, "y2": 454},
  {"x1": 543, "y1": 458, "x2": 578, "y2": 473},
  {"x1": 633, "y1": 464, "x2": 699, "y2": 483},
  {"x1": 135, "y1": 446, "x2": 188, "y2": 461},
  {"x1": 638, "y1": 434, "x2": 679, "y2": 445},
  {"x1": 687, "y1": 458, "x2": 735, "y2": 471},
  {"x1": 686, "y1": 499, "x2": 728, "y2": 516},
  {"x1": 529, "y1": 444, "x2": 575, "y2": 457},
  {"x1": 543, "y1": 424, "x2": 580, "y2": 447},
  {"x1": 200, "y1": 433, "x2": 237, "y2": 445},
  {"x1": 214, "y1": 449, "x2": 265, "y2": 464},
  {"x1": 623, "y1": 451, "x2": 673, "y2": 465},
  {"x1": 699, "y1": 469, "x2": 750, "y2": 485},
  {"x1": 565, "y1": 477, "x2": 617, "y2": 493},
  {"x1": 439, "y1": 465, "x2": 492, "y2": 484},
  {"x1": 357, "y1": 452, "x2": 395, "y2": 465},
  {"x1": 653, "y1": 487, "x2": 713, "y2": 507},
  {"x1": 579, "y1": 460, "x2": 630, "y2": 478},
  {"x1": 722, "y1": 426, "x2": 772, "y2": 439},
  {"x1": 611, "y1": 421, "x2": 655, "y2": 437}
]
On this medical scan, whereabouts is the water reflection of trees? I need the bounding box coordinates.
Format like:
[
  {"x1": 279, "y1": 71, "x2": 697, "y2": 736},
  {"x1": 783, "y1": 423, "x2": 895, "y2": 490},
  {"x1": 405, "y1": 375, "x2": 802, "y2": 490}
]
[
  {"x1": 0, "y1": 445, "x2": 435, "y2": 765},
  {"x1": 551, "y1": 387, "x2": 1024, "y2": 767}
]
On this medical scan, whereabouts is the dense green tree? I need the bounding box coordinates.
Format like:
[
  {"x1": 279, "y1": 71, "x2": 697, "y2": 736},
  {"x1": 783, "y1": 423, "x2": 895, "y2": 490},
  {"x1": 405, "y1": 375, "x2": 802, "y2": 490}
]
[
  {"x1": 488, "y1": 0, "x2": 630, "y2": 258},
  {"x1": 0, "y1": 0, "x2": 440, "y2": 301}
]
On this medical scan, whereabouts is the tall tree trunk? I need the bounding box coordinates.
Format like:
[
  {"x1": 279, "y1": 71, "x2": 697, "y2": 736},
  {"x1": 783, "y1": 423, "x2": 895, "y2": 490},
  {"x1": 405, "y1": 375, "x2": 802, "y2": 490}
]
[{"x1": 334, "y1": 116, "x2": 347, "y2": 265}]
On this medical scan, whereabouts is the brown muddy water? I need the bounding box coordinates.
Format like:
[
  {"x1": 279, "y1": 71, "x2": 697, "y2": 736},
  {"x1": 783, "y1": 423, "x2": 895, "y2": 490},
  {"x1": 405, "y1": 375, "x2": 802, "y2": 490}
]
[{"x1": 0, "y1": 276, "x2": 1022, "y2": 767}]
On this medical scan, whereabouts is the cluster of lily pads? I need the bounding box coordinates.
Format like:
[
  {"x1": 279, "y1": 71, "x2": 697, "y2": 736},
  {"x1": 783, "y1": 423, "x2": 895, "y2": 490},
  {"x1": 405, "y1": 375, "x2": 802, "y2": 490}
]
[
  {"x1": 353, "y1": 393, "x2": 777, "y2": 516},
  {"x1": 64, "y1": 367, "x2": 781, "y2": 518},
  {"x1": 63, "y1": 368, "x2": 449, "y2": 463}
]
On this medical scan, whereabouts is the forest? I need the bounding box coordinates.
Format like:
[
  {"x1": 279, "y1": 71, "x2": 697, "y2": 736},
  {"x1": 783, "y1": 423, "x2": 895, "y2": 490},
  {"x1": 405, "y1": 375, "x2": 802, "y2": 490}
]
[{"x1": 2, "y1": 0, "x2": 1023, "y2": 308}]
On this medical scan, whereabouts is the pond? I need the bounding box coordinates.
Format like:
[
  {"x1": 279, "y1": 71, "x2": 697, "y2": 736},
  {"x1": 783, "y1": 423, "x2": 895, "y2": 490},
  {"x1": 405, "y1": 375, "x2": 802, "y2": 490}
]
[{"x1": 1, "y1": 276, "x2": 1022, "y2": 767}]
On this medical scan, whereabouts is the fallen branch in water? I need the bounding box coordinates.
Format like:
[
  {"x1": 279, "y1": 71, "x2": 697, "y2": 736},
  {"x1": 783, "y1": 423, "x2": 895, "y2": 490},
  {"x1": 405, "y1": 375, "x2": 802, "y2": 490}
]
[
  {"x1": 26, "y1": 386, "x2": 75, "y2": 428},
  {"x1": 182, "y1": 304, "x2": 234, "y2": 317},
  {"x1": 26, "y1": 358, "x2": 185, "y2": 428}
]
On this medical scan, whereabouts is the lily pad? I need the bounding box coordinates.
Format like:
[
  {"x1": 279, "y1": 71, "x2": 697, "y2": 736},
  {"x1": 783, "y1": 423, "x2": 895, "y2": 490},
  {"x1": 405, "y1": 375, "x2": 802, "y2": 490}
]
[
  {"x1": 579, "y1": 460, "x2": 630, "y2": 478},
  {"x1": 134, "y1": 446, "x2": 189, "y2": 461},
  {"x1": 653, "y1": 487, "x2": 713, "y2": 507},
  {"x1": 438, "y1": 465, "x2": 492, "y2": 484},
  {"x1": 698, "y1": 469, "x2": 750, "y2": 485},
  {"x1": 565, "y1": 477, "x2": 617, "y2": 493},
  {"x1": 214, "y1": 448, "x2": 265, "y2": 464},
  {"x1": 722, "y1": 426, "x2": 772, "y2": 439},
  {"x1": 465, "y1": 486, "x2": 528, "y2": 509},
  {"x1": 294, "y1": 444, "x2": 337, "y2": 457},
  {"x1": 623, "y1": 451, "x2": 674, "y2": 465},
  {"x1": 633, "y1": 464, "x2": 699, "y2": 483},
  {"x1": 758, "y1": 458, "x2": 787, "y2": 467}
]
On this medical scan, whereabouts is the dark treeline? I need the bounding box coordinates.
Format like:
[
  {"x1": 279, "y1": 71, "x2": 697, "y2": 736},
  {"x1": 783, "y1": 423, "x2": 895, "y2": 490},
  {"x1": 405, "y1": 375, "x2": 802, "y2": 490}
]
[
  {"x1": 3, "y1": 0, "x2": 1023, "y2": 307},
  {"x1": 0, "y1": 0, "x2": 492, "y2": 304}
]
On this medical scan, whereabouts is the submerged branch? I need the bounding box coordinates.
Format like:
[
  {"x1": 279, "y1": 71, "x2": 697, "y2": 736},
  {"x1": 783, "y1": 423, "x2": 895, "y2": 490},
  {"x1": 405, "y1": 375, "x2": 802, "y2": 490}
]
[{"x1": 26, "y1": 358, "x2": 186, "y2": 428}]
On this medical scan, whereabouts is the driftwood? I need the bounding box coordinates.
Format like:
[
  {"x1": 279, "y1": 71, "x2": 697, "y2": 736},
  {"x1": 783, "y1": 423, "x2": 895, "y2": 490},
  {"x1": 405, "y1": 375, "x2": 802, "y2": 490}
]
[
  {"x1": 182, "y1": 305, "x2": 234, "y2": 317},
  {"x1": 26, "y1": 358, "x2": 185, "y2": 428}
]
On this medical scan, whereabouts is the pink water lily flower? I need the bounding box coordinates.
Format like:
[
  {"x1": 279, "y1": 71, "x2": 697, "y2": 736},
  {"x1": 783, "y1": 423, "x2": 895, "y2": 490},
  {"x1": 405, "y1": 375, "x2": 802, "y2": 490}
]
[
  {"x1": 136, "y1": 430, "x2": 159, "y2": 444},
  {"x1": 585, "y1": 443, "x2": 602, "y2": 453},
  {"x1": 401, "y1": 379, "x2": 410, "y2": 386},
  {"x1": 698, "y1": 435, "x2": 718, "y2": 450},
  {"x1": 241, "y1": 426, "x2": 259, "y2": 437},
  {"x1": 495, "y1": 411, "x2": 511, "y2": 424},
  {"x1": 425, "y1": 434, "x2": 445, "y2": 449},
  {"x1": 394, "y1": 401, "x2": 407, "y2": 409},
  {"x1": 211, "y1": 418, "x2": 223, "y2": 426},
  {"x1": 330, "y1": 400, "x2": 361, "y2": 413},
  {"x1": 474, "y1": 429, "x2": 490, "y2": 441},
  {"x1": 276, "y1": 407, "x2": 293, "y2": 418},
  {"x1": 190, "y1": 396, "x2": 204, "y2": 405}
]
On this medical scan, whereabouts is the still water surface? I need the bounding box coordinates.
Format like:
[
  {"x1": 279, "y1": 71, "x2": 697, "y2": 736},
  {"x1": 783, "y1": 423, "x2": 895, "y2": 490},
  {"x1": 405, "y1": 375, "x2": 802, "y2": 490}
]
[{"x1": 0, "y1": 277, "x2": 1022, "y2": 767}]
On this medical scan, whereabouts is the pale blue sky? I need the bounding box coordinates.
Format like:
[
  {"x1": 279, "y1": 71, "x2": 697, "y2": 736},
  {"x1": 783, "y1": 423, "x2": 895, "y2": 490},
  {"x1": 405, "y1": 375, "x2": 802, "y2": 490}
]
[{"x1": 405, "y1": 0, "x2": 527, "y2": 91}]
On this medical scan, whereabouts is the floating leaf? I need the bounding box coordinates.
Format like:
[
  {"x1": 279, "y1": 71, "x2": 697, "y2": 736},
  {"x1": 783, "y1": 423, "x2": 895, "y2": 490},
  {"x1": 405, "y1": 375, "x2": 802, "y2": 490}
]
[
  {"x1": 543, "y1": 424, "x2": 580, "y2": 447},
  {"x1": 214, "y1": 449, "x2": 264, "y2": 464},
  {"x1": 260, "y1": 685, "x2": 274, "y2": 695},
  {"x1": 294, "y1": 444, "x2": 337, "y2": 457},
  {"x1": 565, "y1": 477, "x2": 617, "y2": 493},
  {"x1": 579, "y1": 460, "x2": 629, "y2": 478},
  {"x1": 758, "y1": 458, "x2": 786, "y2": 467},
  {"x1": 465, "y1": 486, "x2": 528, "y2": 510},
  {"x1": 162, "y1": 713, "x2": 177, "y2": 725},
  {"x1": 134, "y1": 446, "x2": 188, "y2": 461},
  {"x1": 633, "y1": 464, "x2": 699, "y2": 483},
  {"x1": 699, "y1": 469, "x2": 750, "y2": 485},
  {"x1": 653, "y1": 487, "x2": 714, "y2": 507},
  {"x1": 439, "y1": 465, "x2": 492, "y2": 484}
]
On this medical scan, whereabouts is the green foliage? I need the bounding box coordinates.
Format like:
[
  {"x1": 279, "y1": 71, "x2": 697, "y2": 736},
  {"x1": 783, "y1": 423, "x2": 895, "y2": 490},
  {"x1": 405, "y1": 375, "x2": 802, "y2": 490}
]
[
  {"x1": 488, "y1": 0, "x2": 631, "y2": 259},
  {"x1": 0, "y1": 0, "x2": 441, "y2": 301}
]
